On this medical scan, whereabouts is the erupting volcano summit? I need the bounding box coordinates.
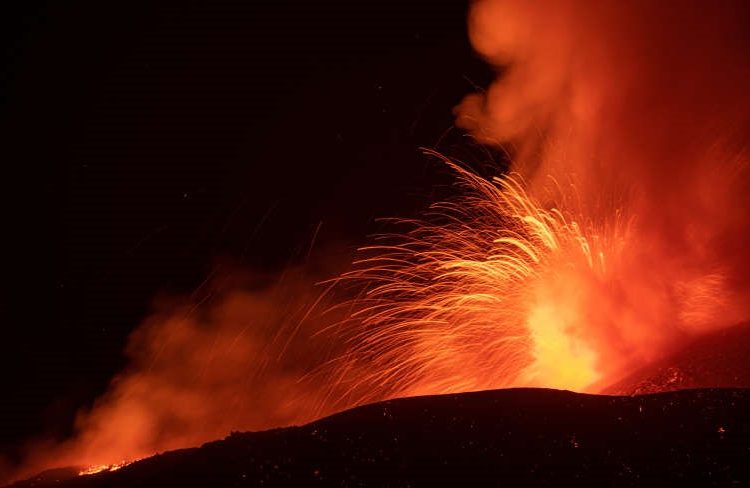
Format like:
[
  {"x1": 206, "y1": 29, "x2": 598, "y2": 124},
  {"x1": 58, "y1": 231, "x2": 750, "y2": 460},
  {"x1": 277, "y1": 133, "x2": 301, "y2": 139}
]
[{"x1": 3, "y1": 0, "x2": 750, "y2": 485}]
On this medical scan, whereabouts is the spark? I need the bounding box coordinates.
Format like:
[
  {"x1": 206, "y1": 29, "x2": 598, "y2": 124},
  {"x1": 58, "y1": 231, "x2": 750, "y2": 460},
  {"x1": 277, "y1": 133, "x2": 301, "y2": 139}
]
[
  {"x1": 78, "y1": 459, "x2": 134, "y2": 476},
  {"x1": 322, "y1": 152, "x2": 631, "y2": 411}
]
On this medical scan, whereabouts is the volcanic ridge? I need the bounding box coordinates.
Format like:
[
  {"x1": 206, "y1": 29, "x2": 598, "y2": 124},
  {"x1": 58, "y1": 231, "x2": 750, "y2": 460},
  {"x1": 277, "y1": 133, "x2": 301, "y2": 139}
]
[{"x1": 9, "y1": 387, "x2": 750, "y2": 487}]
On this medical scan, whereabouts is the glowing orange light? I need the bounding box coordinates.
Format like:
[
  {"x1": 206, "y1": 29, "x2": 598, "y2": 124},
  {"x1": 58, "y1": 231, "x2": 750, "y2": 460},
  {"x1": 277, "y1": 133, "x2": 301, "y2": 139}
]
[{"x1": 78, "y1": 459, "x2": 134, "y2": 476}]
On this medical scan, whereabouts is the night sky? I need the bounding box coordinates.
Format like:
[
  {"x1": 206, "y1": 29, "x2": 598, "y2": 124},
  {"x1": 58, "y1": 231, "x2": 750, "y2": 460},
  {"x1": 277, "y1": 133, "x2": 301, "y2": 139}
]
[{"x1": 0, "y1": 0, "x2": 496, "y2": 458}]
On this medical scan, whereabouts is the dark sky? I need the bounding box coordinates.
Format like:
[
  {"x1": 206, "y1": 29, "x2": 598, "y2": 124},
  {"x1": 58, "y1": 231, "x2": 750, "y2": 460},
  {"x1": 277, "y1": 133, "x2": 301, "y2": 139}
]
[{"x1": 0, "y1": 0, "x2": 495, "y2": 457}]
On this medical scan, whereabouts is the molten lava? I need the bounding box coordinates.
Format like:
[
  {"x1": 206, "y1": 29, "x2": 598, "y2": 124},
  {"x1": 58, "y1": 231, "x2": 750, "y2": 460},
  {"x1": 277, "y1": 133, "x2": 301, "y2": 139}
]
[
  {"x1": 331, "y1": 159, "x2": 622, "y2": 398},
  {"x1": 328, "y1": 153, "x2": 731, "y2": 401},
  {"x1": 78, "y1": 460, "x2": 134, "y2": 476}
]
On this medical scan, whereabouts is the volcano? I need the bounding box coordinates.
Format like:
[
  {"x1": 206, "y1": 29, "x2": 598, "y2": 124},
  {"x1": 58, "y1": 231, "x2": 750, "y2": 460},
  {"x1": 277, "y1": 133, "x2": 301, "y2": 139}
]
[
  {"x1": 8, "y1": 387, "x2": 750, "y2": 487},
  {"x1": 6, "y1": 1, "x2": 750, "y2": 485},
  {"x1": 602, "y1": 323, "x2": 750, "y2": 395},
  {"x1": 8, "y1": 323, "x2": 750, "y2": 486}
]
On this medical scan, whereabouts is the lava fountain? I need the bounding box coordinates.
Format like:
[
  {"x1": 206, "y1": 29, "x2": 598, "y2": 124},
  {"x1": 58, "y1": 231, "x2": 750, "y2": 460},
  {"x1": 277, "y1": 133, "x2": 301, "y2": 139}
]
[
  {"x1": 327, "y1": 156, "x2": 627, "y2": 400},
  {"x1": 314, "y1": 0, "x2": 750, "y2": 413},
  {"x1": 325, "y1": 151, "x2": 735, "y2": 404}
]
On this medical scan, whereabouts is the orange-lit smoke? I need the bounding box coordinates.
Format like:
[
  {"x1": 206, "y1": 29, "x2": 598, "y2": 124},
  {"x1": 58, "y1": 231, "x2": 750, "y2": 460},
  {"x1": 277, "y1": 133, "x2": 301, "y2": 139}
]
[
  {"x1": 452, "y1": 0, "x2": 750, "y2": 382},
  {"x1": 8, "y1": 265, "x2": 354, "y2": 482}
]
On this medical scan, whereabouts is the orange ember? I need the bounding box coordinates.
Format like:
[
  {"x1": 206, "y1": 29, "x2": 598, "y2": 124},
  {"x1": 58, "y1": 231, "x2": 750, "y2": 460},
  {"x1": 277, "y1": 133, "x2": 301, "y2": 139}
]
[
  {"x1": 78, "y1": 460, "x2": 134, "y2": 476},
  {"x1": 330, "y1": 159, "x2": 626, "y2": 399}
]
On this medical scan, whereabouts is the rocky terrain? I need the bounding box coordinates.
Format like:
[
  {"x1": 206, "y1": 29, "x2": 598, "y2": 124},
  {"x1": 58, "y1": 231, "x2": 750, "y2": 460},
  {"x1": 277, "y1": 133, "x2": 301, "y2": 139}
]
[{"x1": 9, "y1": 387, "x2": 750, "y2": 486}]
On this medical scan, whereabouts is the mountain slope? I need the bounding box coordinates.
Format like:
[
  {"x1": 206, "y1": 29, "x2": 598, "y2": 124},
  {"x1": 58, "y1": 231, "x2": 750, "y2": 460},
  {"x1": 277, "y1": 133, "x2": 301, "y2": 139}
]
[{"x1": 10, "y1": 388, "x2": 750, "y2": 486}]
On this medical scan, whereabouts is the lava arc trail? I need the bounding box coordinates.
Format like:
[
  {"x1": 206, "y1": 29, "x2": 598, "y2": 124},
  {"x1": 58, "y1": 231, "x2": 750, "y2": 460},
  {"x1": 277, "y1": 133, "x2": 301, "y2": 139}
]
[{"x1": 315, "y1": 0, "x2": 750, "y2": 421}]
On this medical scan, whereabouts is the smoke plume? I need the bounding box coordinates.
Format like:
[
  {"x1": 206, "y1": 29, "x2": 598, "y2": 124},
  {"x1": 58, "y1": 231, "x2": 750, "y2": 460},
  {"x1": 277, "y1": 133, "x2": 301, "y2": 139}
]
[
  {"x1": 8, "y1": 262, "x2": 353, "y2": 482},
  {"x1": 456, "y1": 0, "x2": 750, "y2": 376}
]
